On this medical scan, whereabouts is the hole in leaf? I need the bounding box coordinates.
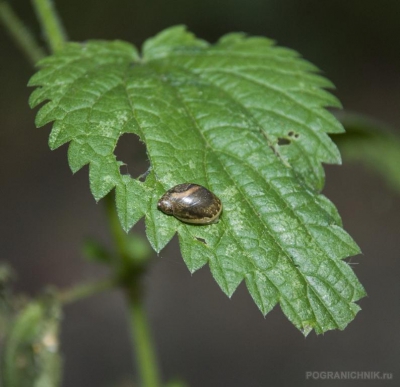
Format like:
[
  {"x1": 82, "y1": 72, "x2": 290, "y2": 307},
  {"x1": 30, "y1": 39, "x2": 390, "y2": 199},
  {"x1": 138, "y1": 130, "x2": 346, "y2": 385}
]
[
  {"x1": 288, "y1": 131, "x2": 300, "y2": 139},
  {"x1": 195, "y1": 237, "x2": 207, "y2": 245},
  {"x1": 114, "y1": 133, "x2": 150, "y2": 180},
  {"x1": 277, "y1": 137, "x2": 291, "y2": 146}
]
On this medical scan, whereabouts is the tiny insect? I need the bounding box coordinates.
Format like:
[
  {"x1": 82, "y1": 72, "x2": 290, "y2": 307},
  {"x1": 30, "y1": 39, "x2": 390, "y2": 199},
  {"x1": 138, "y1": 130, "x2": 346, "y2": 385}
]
[{"x1": 157, "y1": 183, "x2": 222, "y2": 225}]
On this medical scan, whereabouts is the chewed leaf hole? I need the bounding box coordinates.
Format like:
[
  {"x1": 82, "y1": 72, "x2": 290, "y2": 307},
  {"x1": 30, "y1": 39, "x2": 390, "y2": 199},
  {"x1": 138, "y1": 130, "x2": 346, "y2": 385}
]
[
  {"x1": 288, "y1": 131, "x2": 300, "y2": 139},
  {"x1": 114, "y1": 133, "x2": 150, "y2": 180},
  {"x1": 277, "y1": 137, "x2": 291, "y2": 146},
  {"x1": 195, "y1": 237, "x2": 207, "y2": 245}
]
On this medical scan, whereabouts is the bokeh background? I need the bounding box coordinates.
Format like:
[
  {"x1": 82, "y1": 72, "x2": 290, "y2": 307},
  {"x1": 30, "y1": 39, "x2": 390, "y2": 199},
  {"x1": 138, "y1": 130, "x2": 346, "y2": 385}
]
[{"x1": 1, "y1": 0, "x2": 399, "y2": 386}]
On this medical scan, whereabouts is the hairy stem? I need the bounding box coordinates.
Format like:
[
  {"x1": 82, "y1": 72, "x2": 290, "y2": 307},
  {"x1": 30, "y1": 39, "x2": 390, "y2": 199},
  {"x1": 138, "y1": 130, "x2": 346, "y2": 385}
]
[
  {"x1": 0, "y1": 1, "x2": 46, "y2": 65},
  {"x1": 58, "y1": 277, "x2": 117, "y2": 304},
  {"x1": 31, "y1": 0, "x2": 66, "y2": 53}
]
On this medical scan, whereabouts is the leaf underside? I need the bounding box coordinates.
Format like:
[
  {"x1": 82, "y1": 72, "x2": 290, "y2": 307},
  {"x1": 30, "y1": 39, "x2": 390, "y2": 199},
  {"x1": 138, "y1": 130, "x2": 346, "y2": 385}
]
[{"x1": 29, "y1": 26, "x2": 365, "y2": 335}]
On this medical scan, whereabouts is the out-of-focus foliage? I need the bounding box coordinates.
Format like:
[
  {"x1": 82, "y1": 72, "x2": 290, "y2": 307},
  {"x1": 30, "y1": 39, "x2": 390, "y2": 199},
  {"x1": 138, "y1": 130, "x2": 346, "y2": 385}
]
[
  {"x1": 335, "y1": 112, "x2": 400, "y2": 193},
  {"x1": 1, "y1": 296, "x2": 62, "y2": 387}
]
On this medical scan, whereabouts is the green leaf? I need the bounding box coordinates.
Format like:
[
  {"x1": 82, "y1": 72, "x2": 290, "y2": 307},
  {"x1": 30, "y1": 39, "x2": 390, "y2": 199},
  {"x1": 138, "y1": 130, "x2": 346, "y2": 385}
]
[
  {"x1": 1, "y1": 298, "x2": 62, "y2": 387},
  {"x1": 334, "y1": 112, "x2": 400, "y2": 193},
  {"x1": 124, "y1": 233, "x2": 153, "y2": 263},
  {"x1": 82, "y1": 238, "x2": 113, "y2": 264},
  {"x1": 29, "y1": 25, "x2": 365, "y2": 334}
]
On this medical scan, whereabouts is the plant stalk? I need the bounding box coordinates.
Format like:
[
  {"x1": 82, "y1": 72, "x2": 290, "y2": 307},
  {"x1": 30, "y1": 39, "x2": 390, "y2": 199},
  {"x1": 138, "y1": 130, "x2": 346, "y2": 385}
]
[
  {"x1": 0, "y1": 1, "x2": 46, "y2": 65},
  {"x1": 31, "y1": 0, "x2": 66, "y2": 53},
  {"x1": 105, "y1": 193, "x2": 161, "y2": 387},
  {"x1": 58, "y1": 277, "x2": 117, "y2": 305},
  {"x1": 127, "y1": 286, "x2": 161, "y2": 387},
  {"x1": 105, "y1": 193, "x2": 130, "y2": 265}
]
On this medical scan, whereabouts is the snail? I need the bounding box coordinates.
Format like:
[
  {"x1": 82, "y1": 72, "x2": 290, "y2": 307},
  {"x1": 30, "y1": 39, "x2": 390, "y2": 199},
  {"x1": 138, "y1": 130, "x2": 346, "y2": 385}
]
[{"x1": 157, "y1": 183, "x2": 222, "y2": 224}]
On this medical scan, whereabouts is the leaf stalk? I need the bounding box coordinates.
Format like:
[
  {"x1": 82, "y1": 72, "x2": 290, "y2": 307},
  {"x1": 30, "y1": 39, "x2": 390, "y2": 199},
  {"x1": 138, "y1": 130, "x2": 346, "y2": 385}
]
[{"x1": 31, "y1": 0, "x2": 66, "y2": 53}]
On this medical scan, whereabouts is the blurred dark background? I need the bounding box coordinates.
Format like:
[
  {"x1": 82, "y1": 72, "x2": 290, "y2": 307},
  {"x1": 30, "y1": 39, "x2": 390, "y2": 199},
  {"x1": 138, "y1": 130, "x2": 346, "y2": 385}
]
[{"x1": 1, "y1": 0, "x2": 399, "y2": 386}]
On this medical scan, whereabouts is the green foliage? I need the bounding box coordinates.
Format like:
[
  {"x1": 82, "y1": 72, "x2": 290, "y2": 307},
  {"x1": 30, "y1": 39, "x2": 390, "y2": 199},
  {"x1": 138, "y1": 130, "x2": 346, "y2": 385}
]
[
  {"x1": 0, "y1": 264, "x2": 14, "y2": 338},
  {"x1": 1, "y1": 298, "x2": 62, "y2": 387},
  {"x1": 123, "y1": 234, "x2": 153, "y2": 263},
  {"x1": 82, "y1": 232, "x2": 151, "y2": 265},
  {"x1": 82, "y1": 238, "x2": 113, "y2": 264},
  {"x1": 335, "y1": 112, "x2": 400, "y2": 193},
  {"x1": 29, "y1": 25, "x2": 365, "y2": 334}
]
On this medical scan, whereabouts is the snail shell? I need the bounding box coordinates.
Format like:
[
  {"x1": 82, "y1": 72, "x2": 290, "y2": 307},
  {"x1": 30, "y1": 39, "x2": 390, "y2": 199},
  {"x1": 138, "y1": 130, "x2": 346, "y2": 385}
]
[{"x1": 157, "y1": 183, "x2": 222, "y2": 224}]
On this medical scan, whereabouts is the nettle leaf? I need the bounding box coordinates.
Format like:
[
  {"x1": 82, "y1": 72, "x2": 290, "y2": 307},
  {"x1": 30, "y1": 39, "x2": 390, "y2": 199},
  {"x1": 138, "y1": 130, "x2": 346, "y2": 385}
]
[{"x1": 29, "y1": 26, "x2": 366, "y2": 335}]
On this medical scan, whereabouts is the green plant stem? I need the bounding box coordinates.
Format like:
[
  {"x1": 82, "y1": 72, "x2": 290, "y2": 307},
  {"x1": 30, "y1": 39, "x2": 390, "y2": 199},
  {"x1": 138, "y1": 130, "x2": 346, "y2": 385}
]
[
  {"x1": 105, "y1": 193, "x2": 130, "y2": 265},
  {"x1": 58, "y1": 278, "x2": 117, "y2": 305},
  {"x1": 104, "y1": 193, "x2": 161, "y2": 387},
  {"x1": 0, "y1": 1, "x2": 46, "y2": 65},
  {"x1": 31, "y1": 0, "x2": 66, "y2": 53},
  {"x1": 128, "y1": 286, "x2": 161, "y2": 387}
]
